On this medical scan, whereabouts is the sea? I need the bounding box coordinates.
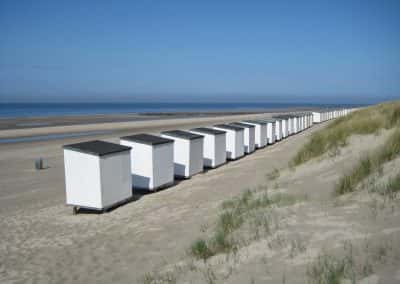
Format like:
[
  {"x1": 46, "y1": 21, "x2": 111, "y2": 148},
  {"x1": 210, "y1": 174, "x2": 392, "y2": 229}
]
[{"x1": 0, "y1": 102, "x2": 357, "y2": 119}]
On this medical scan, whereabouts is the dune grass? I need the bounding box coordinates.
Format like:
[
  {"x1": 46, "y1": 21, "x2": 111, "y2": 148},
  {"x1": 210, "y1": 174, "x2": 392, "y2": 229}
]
[
  {"x1": 368, "y1": 171, "x2": 400, "y2": 200},
  {"x1": 379, "y1": 172, "x2": 400, "y2": 199},
  {"x1": 307, "y1": 253, "x2": 351, "y2": 284},
  {"x1": 190, "y1": 189, "x2": 298, "y2": 260},
  {"x1": 291, "y1": 101, "x2": 400, "y2": 166},
  {"x1": 335, "y1": 129, "x2": 400, "y2": 195}
]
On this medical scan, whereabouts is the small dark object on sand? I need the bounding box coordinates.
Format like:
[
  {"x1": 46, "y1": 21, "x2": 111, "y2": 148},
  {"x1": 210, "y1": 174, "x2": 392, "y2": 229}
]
[{"x1": 35, "y1": 158, "x2": 44, "y2": 170}]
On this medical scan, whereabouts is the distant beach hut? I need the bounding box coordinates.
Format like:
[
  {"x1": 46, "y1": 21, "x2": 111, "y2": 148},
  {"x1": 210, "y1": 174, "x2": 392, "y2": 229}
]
[
  {"x1": 322, "y1": 110, "x2": 327, "y2": 122},
  {"x1": 258, "y1": 119, "x2": 276, "y2": 144},
  {"x1": 291, "y1": 115, "x2": 298, "y2": 133},
  {"x1": 274, "y1": 118, "x2": 283, "y2": 141},
  {"x1": 190, "y1": 127, "x2": 227, "y2": 168},
  {"x1": 297, "y1": 115, "x2": 302, "y2": 131},
  {"x1": 63, "y1": 140, "x2": 132, "y2": 213},
  {"x1": 161, "y1": 130, "x2": 204, "y2": 178},
  {"x1": 305, "y1": 113, "x2": 310, "y2": 128},
  {"x1": 213, "y1": 124, "x2": 244, "y2": 160},
  {"x1": 242, "y1": 120, "x2": 267, "y2": 148},
  {"x1": 297, "y1": 114, "x2": 303, "y2": 131},
  {"x1": 287, "y1": 115, "x2": 294, "y2": 135},
  {"x1": 312, "y1": 111, "x2": 322, "y2": 123},
  {"x1": 303, "y1": 113, "x2": 309, "y2": 129},
  {"x1": 120, "y1": 133, "x2": 174, "y2": 191},
  {"x1": 308, "y1": 112, "x2": 313, "y2": 128},
  {"x1": 230, "y1": 122, "x2": 255, "y2": 154},
  {"x1": 273, "y1": 115, "x2": 289, "y2": 138}
]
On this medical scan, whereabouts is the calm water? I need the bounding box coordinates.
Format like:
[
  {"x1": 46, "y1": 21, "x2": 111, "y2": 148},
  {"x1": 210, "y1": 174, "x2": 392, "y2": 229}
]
[
  {"x1": 0, "y1": 102, "x2": 355, "y2": 119},
  {"x1": 0, "y1": 130, "x2": 113, "y2": 144}
]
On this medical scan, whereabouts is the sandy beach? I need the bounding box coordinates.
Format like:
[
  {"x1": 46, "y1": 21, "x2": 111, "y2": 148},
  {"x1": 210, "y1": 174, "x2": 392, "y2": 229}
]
[{"x1": 1, "y1": 112, "x2": 399, "y2": 283}]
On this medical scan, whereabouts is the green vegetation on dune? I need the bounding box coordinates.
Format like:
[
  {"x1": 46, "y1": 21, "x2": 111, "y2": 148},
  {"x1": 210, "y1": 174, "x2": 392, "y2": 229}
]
[
  {"x1": 369, "y1": 171, "x2": 400, "y2": 200},
  {"x1": 335, "y1": 129, "x2": 400, "y2": 195},
  {"x1": 190, "y1": 188, "x2": 299, "y2": 260},
  {"x1": 291, "y1": 101, "x2": 400, "y2": 166}
]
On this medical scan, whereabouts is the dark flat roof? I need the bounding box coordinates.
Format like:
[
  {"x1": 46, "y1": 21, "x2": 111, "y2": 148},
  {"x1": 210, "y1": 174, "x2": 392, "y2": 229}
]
[
  {"x1": 214, "y1": 124, "x2": 244, "y2": 131},
  {"x1": 230, "y1": 122, "x2": 255, "y2": 128},
  {"x1": 258, "y1": 119, "x2": 277, "y2": 123},
  {"x1": 190, "y1": 127, "x2": 226, "y2": 135},
  {"x1": 120, "y1": 133, "x2": 173, "y2": 145},
  {"x1": 63, "y1": 140, "x2": 131, "y2": 157},
  {"x1": 273, "y1": 115, "x2": 291, "y2": 119},
  {"x1": 243, "y1": 120, "x2": 267, "y2": 125},
  {"x1": 296, "y1": 112, "x2": 312, "y2": 115},
  {"x1": 161, "y1": 130, "x2": 203, "y2": 140}
]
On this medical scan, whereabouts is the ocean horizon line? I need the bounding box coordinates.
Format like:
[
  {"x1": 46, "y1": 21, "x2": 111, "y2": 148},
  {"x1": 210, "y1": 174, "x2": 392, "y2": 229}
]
[{"x1": 0, "y1": 102, "x2": 364, "y2": 119}]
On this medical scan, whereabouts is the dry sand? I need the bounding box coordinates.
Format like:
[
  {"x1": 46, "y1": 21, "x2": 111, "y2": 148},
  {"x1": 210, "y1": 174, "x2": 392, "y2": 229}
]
[{"x1": 0, "y1": 115, "x2": 399, "y2": 283}]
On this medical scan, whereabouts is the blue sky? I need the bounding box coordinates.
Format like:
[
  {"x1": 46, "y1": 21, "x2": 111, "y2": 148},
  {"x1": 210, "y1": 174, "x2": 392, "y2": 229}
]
[{"x1": 0, "y1": 0, "x2": 399, "y2": 103}]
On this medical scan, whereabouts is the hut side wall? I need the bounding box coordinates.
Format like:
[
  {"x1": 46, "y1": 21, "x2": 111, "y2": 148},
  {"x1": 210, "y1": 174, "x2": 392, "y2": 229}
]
[{"x1": 64, "y1": 149, "x2": 102, "y2": 209}]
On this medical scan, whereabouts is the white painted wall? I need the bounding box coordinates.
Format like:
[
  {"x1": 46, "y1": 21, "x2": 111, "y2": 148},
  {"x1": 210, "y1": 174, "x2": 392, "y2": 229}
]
[
  {"x1": 161, "y1": 134, "x2": 204, "y2": 178},
  {"x1": 266, "y1": 122, "x2": 276, "y2": 144},
  {"x1": 235, "y1": 129, "x2": 245, "y2": 158},
  {"x1": 313, "y1": 112, "x2": 321, "y2": 123},
  {"x1": 242, "y1": 122, "x2": 267, "y2": 148},
  {"x1": 120, "y1": 140, "x2": 152, "y2": 189},
  {"x1": 189, "y1": 138, "x2": 204, "y2": 176},
  {"x1": 161, "y1": 135, "x2": 190, "y2": 177},
  {"x1": 275, "y1": 120, "x2": 282, "y2": 140},
  {"x1": 64, "y1": 149, "x2": 131, "y2": 210},
  {"x1": 287, "y1": 117, "x2": 293, "y2": 135},
  {"x1": 242, "y1": 126, "x2": 255, "y2": 153},
  {"x1": 64, "y1": 149, "x2": 102, "y2": 209},
  {"x1": 281, "y1": 119, "x2": 288, "y2": 138},
  {"x1": 215, "y1": 134, "x2": 227, "y2": 167},
  {"x1": 152, "y1": 143, "x2": 174, "y2": 188},
  {"x1": 189, "y1": 131, "x2": 226, "y2": 168},
  {"x1": 293, "y1": 117, "x2": 298, "y2": 133},
  {"x1": 213, "y1": 127, "x2": 244, "y2": 160},
  {"x1": 100, "y1": 152, "x2": 132, "y2": 208},
  {"x1": 120, "y1": 139, "x2": 173, "y2": 190}
]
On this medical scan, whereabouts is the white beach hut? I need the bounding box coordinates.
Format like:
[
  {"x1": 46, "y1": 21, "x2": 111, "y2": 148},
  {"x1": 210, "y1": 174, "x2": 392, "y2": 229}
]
[
  {"x1": 273, "y1": 116, "x2": 287, "y2": 138},
  {"x1": 296, "y1": 115, "x2": 301, "y2": 131},
  {"x1": 161, "y1": 130, "x2": 204, "y2": 179},
  {"x1": 297, "y1": 114, "x2": 303, "y2": 131},
  {"x1": 304, "y1": 113, "x2": 310, "y2": 129},
  {"x1": 259, "y1": 119, "x2": 276, "y2": 144},
  {"x1": 274, "y1": 118, "x2": 283, "y2": 141},
  {"x1": 322, "y1": 110, "x2": 328, "y2": 122},
  {"x1": 213, "y1": 124, "x2": 244, "y2": 160},
  {"x1": 63, "y1": 140, "x2": 132, "y2": 213},
  {"x1": 306, "y1": 113, "x2": 310, "y2": 128},
  {"x1": 230, "y1": 122, "x2": 255, "y2": 154},
  {"x1": 287, "y1": 115, "x2": 294, "y2": 135},
  {"x1": 242, "y1": 120, "x2": 267, "y2": 148},
  {"x1": 292, "y1": 115, "x2": 299, "y2": 133},
  {"x1": 190, "y1": 127, "x2": 226, "y2": 168},
  {"x1": 313, "y1": 111, "x2": 321, "y2": 123},
  {"x1": 303, "y1": 113, "x2": 308, "y2": 129},
  {"x1": 280, "y1": 115, "x2": 291, "y2": 138},
  {"x1": 120, "y1": 133, "x2": 174, "y2": 191}
]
